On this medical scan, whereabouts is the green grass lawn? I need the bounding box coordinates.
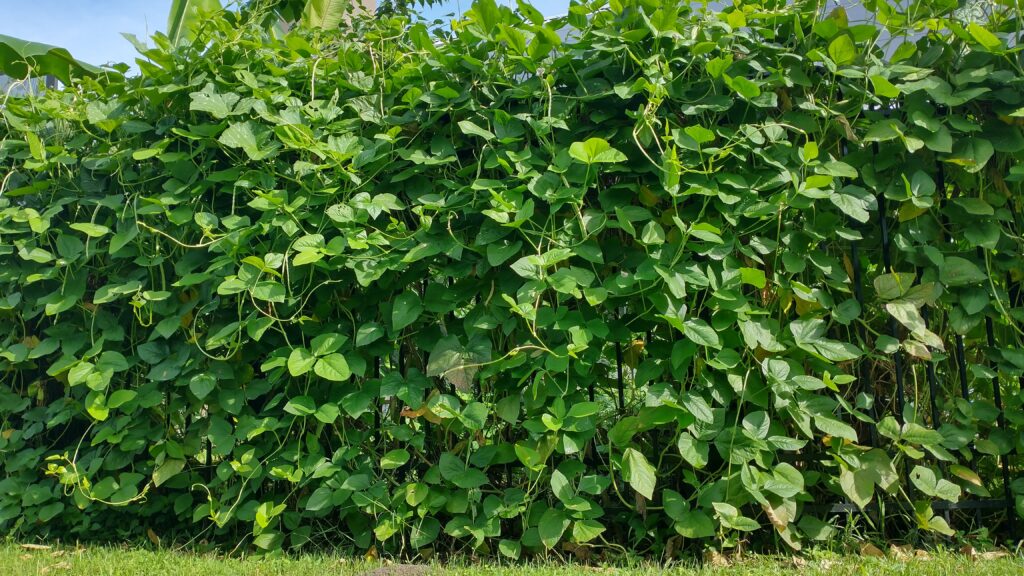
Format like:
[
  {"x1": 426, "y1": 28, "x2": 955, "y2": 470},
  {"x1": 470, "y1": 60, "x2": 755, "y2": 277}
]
[{"x1": 2, "y1": 543, "x2": 1022, "y2": 576}]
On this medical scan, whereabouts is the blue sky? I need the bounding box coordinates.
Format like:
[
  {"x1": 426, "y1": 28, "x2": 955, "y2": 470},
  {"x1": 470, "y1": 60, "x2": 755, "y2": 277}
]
[{"x1": 1, "y1": 0, "x2": 571, "y2": 69}]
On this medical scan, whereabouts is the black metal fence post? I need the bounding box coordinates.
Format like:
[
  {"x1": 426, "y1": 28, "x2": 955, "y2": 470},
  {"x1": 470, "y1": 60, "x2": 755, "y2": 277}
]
[
  {"x1": 615, "y1": 308, "x2": 625, "y2": 412},
  {"x1": 979, "y1": 249, "x2": 1016, "y2": 541},
  {"x1": 851, "y1": 239, "x2": 875, "y2": 445},
  {"x1": 846, "y1": 134, "x2": 876, "y2": 446},
  {"x1": 876, "y1": 175, "x2": 906, "y2": 422}
]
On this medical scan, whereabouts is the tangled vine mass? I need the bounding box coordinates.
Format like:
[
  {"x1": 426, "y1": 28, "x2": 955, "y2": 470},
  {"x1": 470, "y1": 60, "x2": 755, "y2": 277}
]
[{"x1": 2, "y1": 0, "x2": 1024, "y2": 558}]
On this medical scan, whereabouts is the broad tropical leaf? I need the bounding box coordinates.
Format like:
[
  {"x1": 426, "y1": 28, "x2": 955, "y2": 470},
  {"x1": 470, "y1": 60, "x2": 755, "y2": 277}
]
[
  {"x1": 301, "y1": 0, "x2": 350, "y2": 30},
  {"x1": 167, "y1": 0, "x2": 223, "y2": 45},
  {"x1": 0, "y1": 34, "x2": 101, "y2": 84}
]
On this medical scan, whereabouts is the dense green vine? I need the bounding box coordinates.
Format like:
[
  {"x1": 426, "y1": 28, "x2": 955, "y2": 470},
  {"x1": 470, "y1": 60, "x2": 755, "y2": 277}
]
[{"x1": 1, "y1": 0, "x2": 1023, "y2": 558}]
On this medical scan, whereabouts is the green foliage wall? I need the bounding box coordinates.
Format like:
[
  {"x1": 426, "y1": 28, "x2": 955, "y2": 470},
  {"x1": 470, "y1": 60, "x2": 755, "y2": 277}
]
[{"x1": 1, "y1": 0, "x2": 1023, "y2": 557}]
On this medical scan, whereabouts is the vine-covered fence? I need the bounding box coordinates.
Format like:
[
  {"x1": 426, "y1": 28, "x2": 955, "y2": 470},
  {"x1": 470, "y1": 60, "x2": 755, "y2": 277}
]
[{"x1": 1, "y1": 0, "x2": 1023, "y2": 557}]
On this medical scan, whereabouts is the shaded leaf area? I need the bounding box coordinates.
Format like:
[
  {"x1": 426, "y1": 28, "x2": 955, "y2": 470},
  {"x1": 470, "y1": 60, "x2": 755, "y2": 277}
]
[{"x1": 1, "y1": 0, "x2": 1023, "y2": 561}]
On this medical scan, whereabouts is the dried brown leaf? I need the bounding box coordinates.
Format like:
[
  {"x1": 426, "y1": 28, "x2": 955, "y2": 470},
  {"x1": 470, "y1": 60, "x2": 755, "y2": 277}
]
[
  {"x1": 704, "y1": 549, "x2": 730, "y2": 567},
  {"x1": 859, "y1": 542, "x2": 885, "y2": 558},
  {"x1": 889, "y1": 544, "x2": 913, "y2": 560},
  {"x1": 979, "y1": 550, "x2": 1009, "y2": 560}
]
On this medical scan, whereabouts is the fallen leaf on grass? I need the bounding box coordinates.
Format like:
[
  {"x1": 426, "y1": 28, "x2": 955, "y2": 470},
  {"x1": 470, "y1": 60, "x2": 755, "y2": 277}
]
[
  {"x1": 979, "y1": 550, "x2": 1009, "y2": 560},
  {"x1": 704, "y1": 549, "x2": 730, "y2": 567},
  {"x1": 859, "y1": 542, "x2": 885, "y2": 558},
  {"x1": 561, "y1": 541, "x2": 592, "y2": 561},
  {"x1": 816, "y1": 559, "x2": 836, "y2": 570},
  {"x1": 962, "y1": 545, "x2": 1010, "y2": 560},
  {"x1": 19, "y1": 544, "x2": 51, "y2": 550},
  {"x1": 889, "y1": 544, "x2": 912, "y2": 560}
]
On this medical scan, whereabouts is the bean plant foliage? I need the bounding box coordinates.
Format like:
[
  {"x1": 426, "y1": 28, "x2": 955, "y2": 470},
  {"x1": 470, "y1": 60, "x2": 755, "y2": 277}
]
[{"x1": 2, "y1": 0, "x2": 1024, "y2": 559}]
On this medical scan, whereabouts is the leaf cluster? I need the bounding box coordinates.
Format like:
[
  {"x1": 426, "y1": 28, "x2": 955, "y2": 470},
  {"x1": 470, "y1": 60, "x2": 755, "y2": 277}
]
[{"x1": 1, "y1": 0, "x2": 1023, "y2": 557}]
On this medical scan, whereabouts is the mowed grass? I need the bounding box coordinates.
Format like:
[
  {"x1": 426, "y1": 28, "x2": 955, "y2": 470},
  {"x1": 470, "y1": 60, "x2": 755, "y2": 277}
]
[{"x1": 2, "y1": 542, "x2": 1022, "y2": 576}]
